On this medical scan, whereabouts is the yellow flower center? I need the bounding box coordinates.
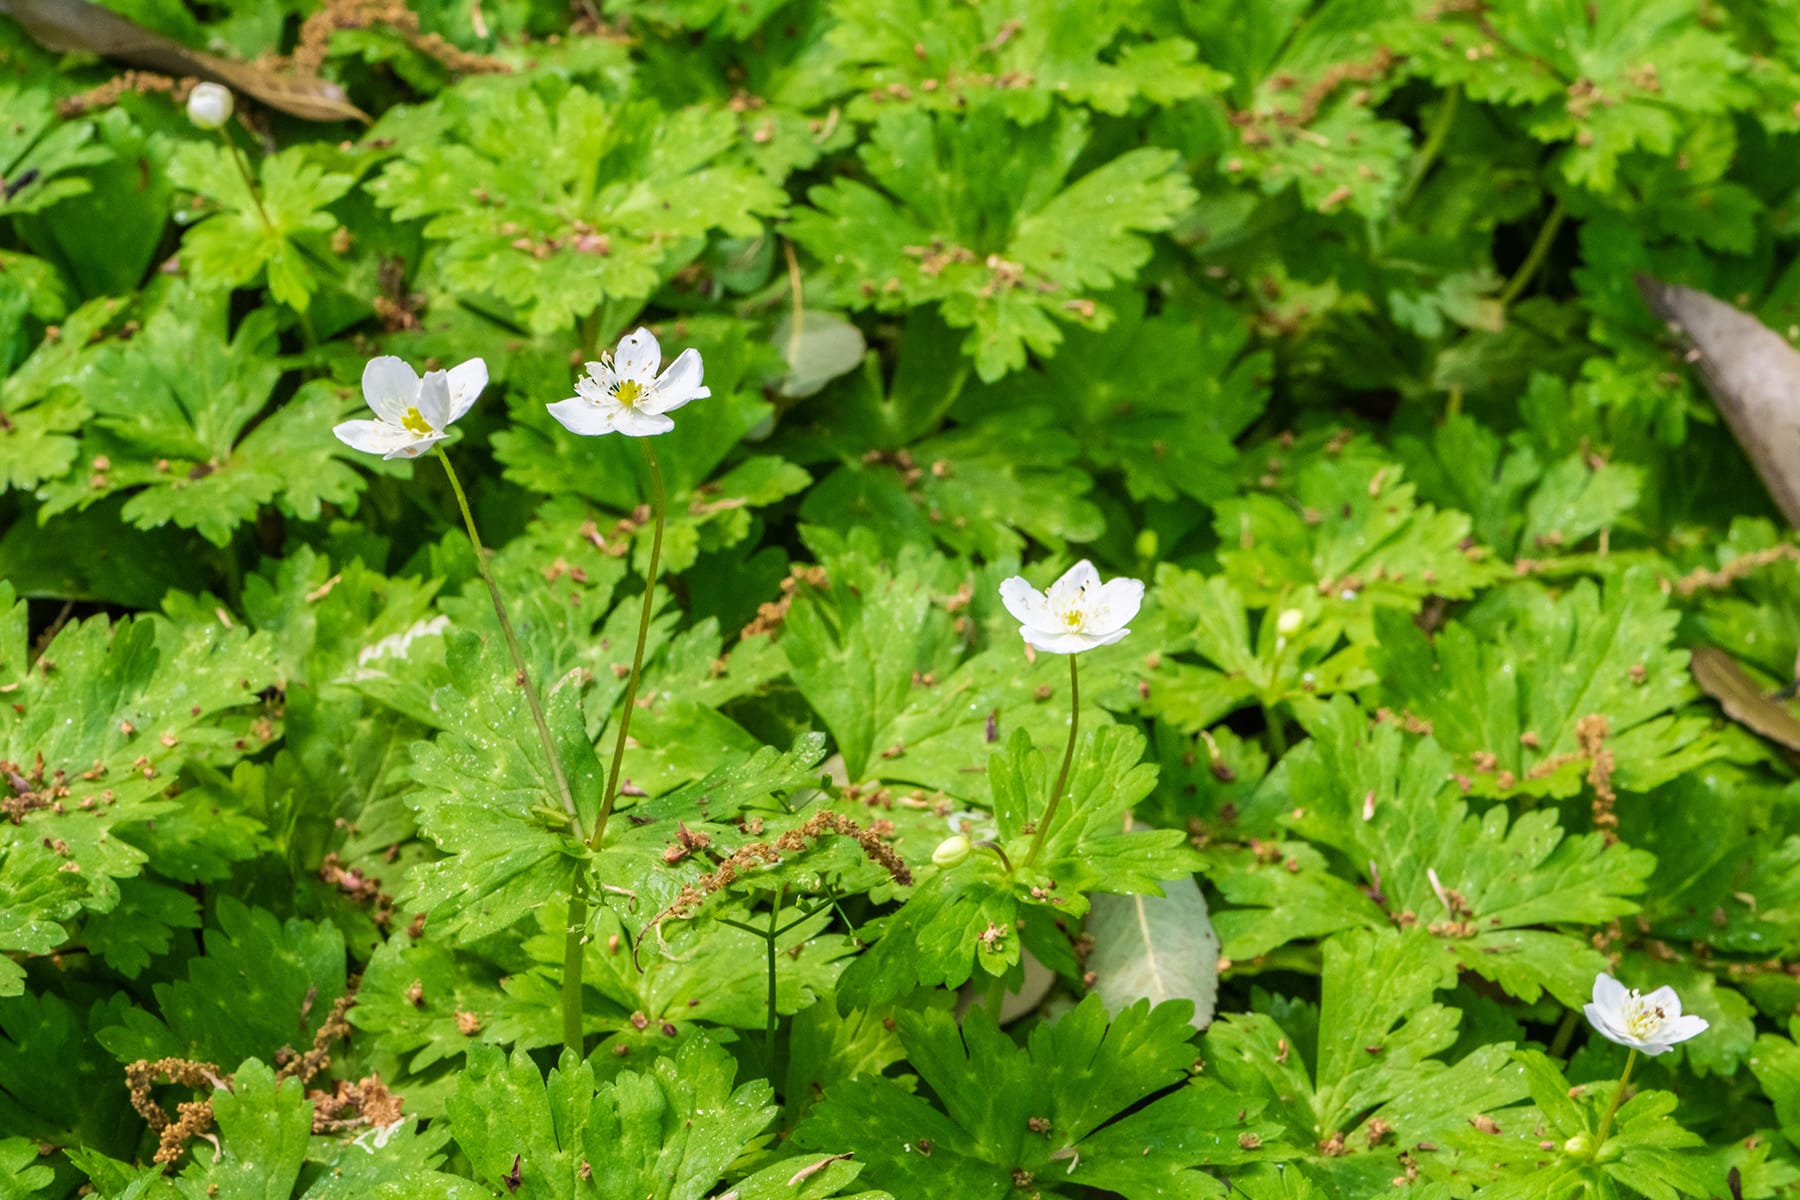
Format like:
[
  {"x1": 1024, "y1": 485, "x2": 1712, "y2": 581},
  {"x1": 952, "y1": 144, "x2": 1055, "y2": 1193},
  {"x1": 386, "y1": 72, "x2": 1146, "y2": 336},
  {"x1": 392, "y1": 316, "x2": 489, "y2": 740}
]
[
  {"x1": 1620, "y1": 993, "x2": 1667, "y2": 1039},
  {"x1": 400, "y1": 406, "x2": 434, "y2": 436},
  {"x1": 614, "y1": 379, "x2": 646, "y2": 408},
  {"x1": 1063, "y1": 609, "x2": 1085, "y2": 630}
]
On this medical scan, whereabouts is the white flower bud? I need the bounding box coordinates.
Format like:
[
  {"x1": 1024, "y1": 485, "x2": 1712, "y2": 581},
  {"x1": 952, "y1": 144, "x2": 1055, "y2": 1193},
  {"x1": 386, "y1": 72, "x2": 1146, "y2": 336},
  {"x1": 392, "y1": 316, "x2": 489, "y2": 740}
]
[
  {"x1": 932, "y1": 835, "x2": 972, "y2": 868},
  {"x1": 1275, "y1": 608, "x2": 1305, "y2": 637},
  {"x1": 187, "y1": 83, "x2": 235, "y2": 131}
]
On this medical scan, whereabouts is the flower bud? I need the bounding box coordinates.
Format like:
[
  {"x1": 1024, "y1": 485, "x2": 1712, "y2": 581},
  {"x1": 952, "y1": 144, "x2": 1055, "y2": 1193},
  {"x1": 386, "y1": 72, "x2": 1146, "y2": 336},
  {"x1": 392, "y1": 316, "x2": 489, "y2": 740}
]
[
  {"x1": 932, "y1": 835, "x2": 971, "y2": 868},
  {"x1": 1561, "y1": 1134, "x2": 1592, "y2": 1158},
  {"x1": 1134, "y1": 528, "x2": 1158, "y2": 560},
  {"x1": 1275, "y1": 608, "x2": 1305, "y2": 637},
  {"x1": 187, "y1": 83, "x2": 235, "y2": 131}
]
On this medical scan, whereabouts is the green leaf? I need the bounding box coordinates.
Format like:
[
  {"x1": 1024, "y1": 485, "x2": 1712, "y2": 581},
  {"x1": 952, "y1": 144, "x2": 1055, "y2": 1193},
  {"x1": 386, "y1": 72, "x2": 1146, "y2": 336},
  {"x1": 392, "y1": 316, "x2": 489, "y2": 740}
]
[
  {"x1": 0, "y1": 86, "x2": 111, "y2": 218},
  {"x1": 174, "y1": 1059, "x2": 311, "y2": 1200},
  {"x1": 95, "y1": 899, "x2": 347, "y2": 1069},
  {"x1": 0, "y1": 1137, "x2": 55, "y2": 1199},
  {"x1": 170, "y1": 142, "x2": 356, "y2": 311},
  {"x1": 35, "y1": 285, "x2": 367, "y2": 545},
  {"x1": 1215, "y1": 438, "x2": 1500, "y2": 617},
  {"x1": 1148, "y1": 567, "x2": 1376, "y2": 730},
  {"x1": 984, "y1": 292, "x2": 1269, "y2": 506},
  {"x1": 839, "y1": 725, "x2": 1198, "y2": 1009},
  {"x1": 1245, "y1": 697, "x2": 1656, "y2": 1005},
  {"x1": 1203, "y1": 929, "x2": 1528, "y2": 1191},
  {"x1": 1184, "y1": 0, "x2": 1415, "y2": 218},
  {"x1": 829, "y1": 0, "x2": 1225, "y2": 124},
  {"x1": 398, "y1": 631, "x2": 590, "y2": 942},
  {"x1": 799, "y1": 995, "x2": 1273, "y2": 1198},
  {"x1": 1393, "y1": 412, "x2": 1644, "y2": 561},
  {"x1": 448, "y1": 1037, "x2": 871, "y2": 1199},
  {"x1": 787, "y1": 103, "x2": 1195, "y2": 379},
  {"x1": 0, "y1": 584, "x2": 275, "y2": 990},
  {"x1": 1371, "y1": 569, "x2": 1721, "y2": 798},
  {"x1": 371, "y1": 79, "x2": 786, "y2": 333},
  {"x1": 1398, "y1": 0, "x2": 1751, "y2": 192}
]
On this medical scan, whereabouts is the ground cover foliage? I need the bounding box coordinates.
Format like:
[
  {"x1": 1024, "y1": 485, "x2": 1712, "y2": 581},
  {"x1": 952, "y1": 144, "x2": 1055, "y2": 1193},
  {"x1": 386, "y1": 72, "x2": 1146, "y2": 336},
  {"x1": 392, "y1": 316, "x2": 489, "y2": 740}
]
[{"x1": 8, "y1": 0, "x2": 1800, "y2": 1196}]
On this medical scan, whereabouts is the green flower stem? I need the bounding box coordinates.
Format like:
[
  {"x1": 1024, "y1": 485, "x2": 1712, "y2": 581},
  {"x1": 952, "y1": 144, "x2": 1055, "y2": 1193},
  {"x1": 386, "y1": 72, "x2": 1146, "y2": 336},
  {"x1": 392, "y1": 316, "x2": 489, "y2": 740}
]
[
  {"x1": 217, "y1": 129, "x2": 273, "y2": 232},
  {"x1": 559, "y1": 440, "x2": 666, "y2": 1056},
  {"x1": 1393, "y1": 85, "x2": 1459, "y2": 214},
  {"x1": 1498, "y1": 198, "x2": 1566, "y2": 308},
  {"x1": 1263, "y1": 702, "x2": 1288, "y2": 757},
  {"x1": 1025, "y1": 654, "x2": 1080, "y2": 867},
  {"x1": 436, "y1": 448, "x2": 575, "y2": 818},
  {"x1": 765, "y1": 888, "x2": 782, "y2": 1067},
  {"x1": 1592, "y1": 1047, "x2": 1638, "y2": 1152},
  {"x1": 984, "y1": 968, "x2": 1008, "y2": 1016},
  {"x1": 438, "y1": 447, "x2": 586, "y2": 1054},
  {"x1": 589, "y1": 438, "x2": 665, "y2": 851}
]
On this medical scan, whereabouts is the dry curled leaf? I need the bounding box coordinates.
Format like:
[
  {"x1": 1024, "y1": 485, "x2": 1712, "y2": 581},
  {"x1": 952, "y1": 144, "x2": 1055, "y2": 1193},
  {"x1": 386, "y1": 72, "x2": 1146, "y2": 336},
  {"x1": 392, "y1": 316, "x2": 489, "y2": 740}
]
[
  {"x1": 1689, "y1": 644, "x2": 1800, "y2": 754},
  {"x1": 1639, "y1": 274, "x2": 1800, "y2": 528},
  {"x1": 1, "y1": 0, "x2": 368, "y2": 122}
]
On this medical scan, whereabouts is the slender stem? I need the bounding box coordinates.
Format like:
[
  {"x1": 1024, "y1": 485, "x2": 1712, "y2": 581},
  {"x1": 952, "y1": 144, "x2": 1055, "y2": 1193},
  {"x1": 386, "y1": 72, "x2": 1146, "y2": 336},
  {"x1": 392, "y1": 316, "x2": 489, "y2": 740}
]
[
  {"x1": 765, "y1": 888, "x2": 783, "y2": 1070},
  {"x1": 1498, "y1": 198, "x2": 1566, "y2": 308},
  {"x1": 1263, "y1": 703, "x2": 1288, "y2": 758},
  {"x1": 984, "y1": 968, "x2": 1007, "y2": 1016},
  {"x1": 1592, "y1": 1047, "x2": 1637, "y2": 1151},
  {"x1": 437, "y1": 448, "x2": 588, "y2": 1056},
  {"x1": 562, "y1": 890, "x2": 588, "y2": 1056},
  {"x1": 435, "y1": 449, "x2": 575, "y2": 819},
  {"x1": 1547, "y1": 1008, "x2": 1579, "y2": 1060},
  {"x1": 1025, "y1": 655, "x2": 1081, "y2": 867},
  {"x1": 578, "y1": 311, "x2": 600, "y2": 363},
  {"x1": 218, "y1": 130, "x2": 273, "y2": 232},
  {"x1": 1393, "y1": 86, "x2": 1460, "y2": 214},
  {"x1": 589, "y1": 439, "x2": 666, "y2": 850}
]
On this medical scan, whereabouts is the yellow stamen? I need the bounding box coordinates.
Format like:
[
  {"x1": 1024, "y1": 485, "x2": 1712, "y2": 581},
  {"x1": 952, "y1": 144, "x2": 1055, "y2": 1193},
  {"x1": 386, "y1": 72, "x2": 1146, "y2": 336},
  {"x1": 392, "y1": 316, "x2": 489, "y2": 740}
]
[
  {"x1": 400, "y1": 406, "x2": 434, "y2": 436},
  {"x1": 614, "y1": 379, "x2": 646, "y2": 408}
]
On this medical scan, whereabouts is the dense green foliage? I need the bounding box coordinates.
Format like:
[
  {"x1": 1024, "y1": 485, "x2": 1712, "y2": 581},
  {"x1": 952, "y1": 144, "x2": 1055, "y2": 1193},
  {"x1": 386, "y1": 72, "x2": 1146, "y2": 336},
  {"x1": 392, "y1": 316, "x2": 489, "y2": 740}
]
[{"x1": 6, "y1": 0, "x2": 1800, "y2": 1196}]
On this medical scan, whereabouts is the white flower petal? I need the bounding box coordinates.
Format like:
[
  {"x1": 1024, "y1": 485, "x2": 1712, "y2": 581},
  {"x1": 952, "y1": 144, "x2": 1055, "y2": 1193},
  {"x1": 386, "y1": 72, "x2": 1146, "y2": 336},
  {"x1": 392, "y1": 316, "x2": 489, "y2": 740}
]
[
  {"x1": 612, "y1": 407, "x2": 675, "y2": 437},
  {"x1": 1591, "y1": 973, "x2": 1628, "y2": 1010},
  {"x1": 1047, "y1": 560, "x2": 1102, "y2": 610},
  {"x1": 547, "y1": 397, "x2": 619, "y2": 436},
  {"x1": 334, "y1": 418, "x2": 425, "y2": 458},
  {"x1": 445, "y1": 357, "x2": 488, "y2": 422},
  {"x1": 1020, "y1": 627, "x2": 1101, "y2": 655},
  {"x1": 361, "y1": 357, "x2": 420, "y2": 424},
  {"x1": 1082, "y1": 626, "x2": 1131, "y2": 649},
  {"x1": 1666, "y1": 1014, "x2": 1709, "y2": 1043},
  {"x1": 1085, "y1": 576, "x2": 1145, "y2": 635},
  {"x1": 999, "y1": 576, "x2": 1052, "y2": 630},
  {"x1": 646, "y1": 347, "x2": 707, "y2": 414},
  {"x1": 614, "y1": 328, "x2": 662, "y2": 384},
  {"x1": 1641, "y1": 986, "x2": 1681, "y2": 1018},
  {"x1": 415, "y1": 370, "x2": 453, "y2": 431},
  {"x1": 1582, "y1": 1002, "x2": 1627, "y2": 1047}
]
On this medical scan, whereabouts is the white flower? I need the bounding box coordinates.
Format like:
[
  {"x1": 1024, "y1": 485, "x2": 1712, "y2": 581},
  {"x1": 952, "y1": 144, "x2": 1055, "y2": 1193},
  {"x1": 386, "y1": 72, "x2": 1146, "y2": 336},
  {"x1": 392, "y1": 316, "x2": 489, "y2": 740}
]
[
  {"x1": 547, "y1": 327, "x2": 708, "y2": 437},
  {"x1": 1582, "y1": 973, "x2": 1708, "y2": 1056},
  {"x1": 333, "y1": 357, "x2": 487, "y2": 460},
  {"x1": 999, "y1": 560, "x2": 1143, "y2": 655},
  {"x1": 1276, "y1": 608, "x2": 1305, "y2": 637},
  {"x1": 187, "y1": 83, "x2": 234, "y2": 130}
]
